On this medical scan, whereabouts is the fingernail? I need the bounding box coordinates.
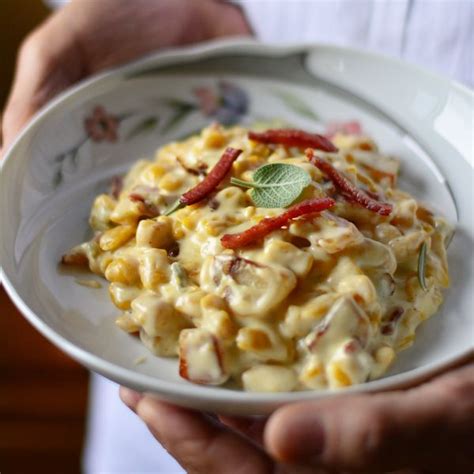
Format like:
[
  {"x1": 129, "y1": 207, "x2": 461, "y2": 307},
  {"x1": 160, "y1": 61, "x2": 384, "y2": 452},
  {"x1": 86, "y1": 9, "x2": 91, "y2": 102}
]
[{"x1": 120, "y1": 387, "x2": 143, "y2": 410}]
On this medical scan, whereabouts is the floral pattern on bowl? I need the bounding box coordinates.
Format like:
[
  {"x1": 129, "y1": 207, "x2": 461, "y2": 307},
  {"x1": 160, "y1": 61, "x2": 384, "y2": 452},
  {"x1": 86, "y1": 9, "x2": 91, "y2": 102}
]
[{"x1": 49, "y1": 80, "x2": 325, "y2": 188}]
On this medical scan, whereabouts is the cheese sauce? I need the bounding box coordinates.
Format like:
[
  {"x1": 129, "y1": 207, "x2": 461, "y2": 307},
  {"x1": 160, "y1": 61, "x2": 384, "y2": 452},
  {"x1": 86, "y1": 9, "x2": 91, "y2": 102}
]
[{"x1": 64, "y1": 124, "x2": 452, "y2": 392}]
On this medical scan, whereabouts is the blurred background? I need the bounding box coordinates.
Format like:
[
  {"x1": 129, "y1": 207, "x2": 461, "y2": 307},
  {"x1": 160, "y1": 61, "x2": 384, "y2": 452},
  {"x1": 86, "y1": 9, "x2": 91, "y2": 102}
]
[{"x1": 1, "y1": 2, "x2": 89, "y2": 473}]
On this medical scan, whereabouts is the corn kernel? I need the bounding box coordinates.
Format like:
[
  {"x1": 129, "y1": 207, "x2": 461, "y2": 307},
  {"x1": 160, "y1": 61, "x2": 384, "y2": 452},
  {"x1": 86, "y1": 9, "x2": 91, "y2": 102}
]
[
  {"x1": 105, "y1": 257, "x2": 140, "y2": 285},
  {"x1": 328, "y1": 363, "x2": 352, "y2": 387},
  {"x1": 159, "y1": 173, "x2": 183, "y2": 192},
  {"x1": 181, "y1": 214, "x2": 198, "y2": 230},
  {"x1": 99, "y1": 225, "x2": 135, "y2": 251},
  {"x1": 142, "y1": 163, "x2": 166, "y2": 184},
  {"x1": 172, "y1": 221, "x2": 186, "y2": 240},
  {"x1": 98, "y1": 252, "x2": 114, "y2": 275},
  {"x1": 202, "y1": 127, "x2": 226, "y2": 148},
  {"x1": 202, "y1": 310, "x2": 237, "y2": 340},
  {"x1": 244, "y1": 206, "x2": 256, "y2": 218},
  {"x1": 89, "y1": 194, "x2": 116, "y2": 231},
  {"x1": 374, "y1": 346, "x2": 395, "y2": 368},
  {"x1": 204, "y1": 223, "x2": 221, "y2": 237},
  {"x1": 201, "y1": 294, "x2": 226, "y2": 312},
  {"x1": 237, "y1": 328, "x2": 272, "y2": 351},
  {"x1": 397, "y1": 334, "x2": 415, "y2": 350},
  {"x1": 299, "y1": 356, "x2": 325, "y2": 389},
  {"x1": 108, "y1": 283, "x2": 140, "y2": 310},
  {"x1": 109, "y1": 198, "x2": 143, "y2": 225}
]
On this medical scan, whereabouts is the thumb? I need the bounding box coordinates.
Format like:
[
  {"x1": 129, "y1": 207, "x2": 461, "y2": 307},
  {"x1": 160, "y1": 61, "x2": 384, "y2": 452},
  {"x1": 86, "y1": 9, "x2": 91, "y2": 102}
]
[
  {"x1": 2, "y1": 11, "x2": 83, "y2": 151},
  {"x1": 264, "y1": 362, "x2": 474, "y2": 473}
]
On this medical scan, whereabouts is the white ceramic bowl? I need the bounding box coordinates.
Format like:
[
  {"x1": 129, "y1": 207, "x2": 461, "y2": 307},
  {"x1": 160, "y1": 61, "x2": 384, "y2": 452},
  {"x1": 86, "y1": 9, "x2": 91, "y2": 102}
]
[{"x1": 1, "y1": 40, "x2": 473, "y2": 415}]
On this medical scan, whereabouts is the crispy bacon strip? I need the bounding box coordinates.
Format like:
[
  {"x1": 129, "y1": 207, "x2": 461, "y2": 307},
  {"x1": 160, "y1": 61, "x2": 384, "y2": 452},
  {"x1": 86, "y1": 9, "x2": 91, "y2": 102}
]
[
  {"x1": 109, "y1": 176, "x2": 123, "y2": 199},
  {"x1": 306, "y1": 149, "x2": 392, "y2": 216},
  {"x1": 248, "y1": 129, "x2": 338, "y2": 152},
  {"x1": 221, "y1": 197, "x2": 335, "y2": 249},
  {"x1": 180, "y1": 147, "x2": 242, "y2": 205},
  {"x1": 129, "y1": 191, "x2": 160, "y2": 218}
]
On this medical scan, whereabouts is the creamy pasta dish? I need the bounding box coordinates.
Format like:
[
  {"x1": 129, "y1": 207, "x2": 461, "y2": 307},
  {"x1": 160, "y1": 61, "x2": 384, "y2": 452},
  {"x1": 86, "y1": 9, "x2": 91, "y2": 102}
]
[{"x1": 63, "y1": 124, "x2": 452, "y2": 392}]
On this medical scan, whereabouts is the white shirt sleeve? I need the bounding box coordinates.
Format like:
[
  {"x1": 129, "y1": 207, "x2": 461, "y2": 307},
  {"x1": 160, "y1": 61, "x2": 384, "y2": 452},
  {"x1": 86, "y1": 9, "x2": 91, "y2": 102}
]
[{"x1": 235, "y1": 0, "x2": 473, "y2": 87}]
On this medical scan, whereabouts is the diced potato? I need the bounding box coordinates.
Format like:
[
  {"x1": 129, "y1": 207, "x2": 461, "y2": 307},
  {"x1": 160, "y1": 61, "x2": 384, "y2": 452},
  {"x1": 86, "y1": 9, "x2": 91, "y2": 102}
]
[
  {"x1": 140, "y1": 329, "x2": 178, "y2": 357},
  {"x1": 115, "y1": 312, "x2": 140, "y2": 333},
  {"x1": 213, "y1": 186, "x2": 249, "y2": 208},
  {"x1": 374, "y1": 222, "x2": 402, "y2": 243},
  {"x1": 391, "y1": 198, "x2": 418, "y2": 228},
  {"x1": 326, "y1": 343, "x2": 373, "y2": 389},
  {"x1": 370, "y1": 345, "x2": 395, "y2": 379},
  {"x1": 389, "y1": 231, "x2": 426, "y2": 263},
  {"x1": 242, "y1": 365, "x2": 297, "y2": 392},
  {"x1": 354, "y1": 238, "x2": 397, "y2": 275},
  {"x1": 179, "y1": 328, "x2": 228, "y2": 385},
  {"x1": 136, "y1": 217, "x2": 174, "y2": 248},
  {"x1": 413, "y1": 286, "x2": 443, "y2": 321},
  {"x1": 138, "y1": 248, "x2": 170, "y2": 290},
  {"x1": 201, "y1": 255, "x2": 297, "y2": 317},
  {"x1": 175, "y1": 288, "x2": 206, "y2": 324},
  {"x1": 131, "y1": 293, "x2": 188, "y2": 337},
  {"x1": 237, "y1": 323, "x2": 288, "y2": 362},
  {"x1": 305, "y1": 297, "x2": 372, "y2": 359},
  {"x1": 326, "y1": 256, "x2": 362, "y2": 288},
  {"x1": 262, "y1": 240, "x2": 313, "y2": 278},
  {"x1": 299, "y1": 355, "x2": 326, "y2": 389},
  {"x1": 290, "y1": 213, "x2": 364, "y2": 254},
  {"x1": 110, "y1": 196, "x2": 145, "y2": 225},
  {"x1": 200, "y1": 310, "x2": 237, "y2": 341},
  {"x1": 200, "y1": 294, "x2": 227, "y2": 312},
  {"x1": 337, "y1": 274, "x2": 377, "y2": 307},
  {"x1": 280, "y1": 293, "x2": 338, "y2": 339}
]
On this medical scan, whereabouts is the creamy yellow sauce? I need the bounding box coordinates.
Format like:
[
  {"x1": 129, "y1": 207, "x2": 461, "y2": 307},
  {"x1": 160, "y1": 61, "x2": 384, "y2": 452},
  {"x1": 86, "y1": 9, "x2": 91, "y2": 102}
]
[{"x1": 64, "y1": 124, "x2": 452, "y2": 392}]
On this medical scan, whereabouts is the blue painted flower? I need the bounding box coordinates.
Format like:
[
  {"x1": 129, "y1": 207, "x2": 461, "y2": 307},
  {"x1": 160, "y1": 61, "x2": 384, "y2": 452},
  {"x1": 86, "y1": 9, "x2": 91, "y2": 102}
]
[{"x1": 194, "y1": 81, "x2": 248, "y2": 125}]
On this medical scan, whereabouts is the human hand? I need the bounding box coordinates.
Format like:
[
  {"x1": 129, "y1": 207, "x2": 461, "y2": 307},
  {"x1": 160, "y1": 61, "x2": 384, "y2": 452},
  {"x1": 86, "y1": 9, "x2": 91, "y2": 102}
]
[
  {"x1": 1, "y1": 0, "x2": 250, "y2": 153},
  {"x1": 120, "y1": 360, "x2": 474, "y2": 473}
]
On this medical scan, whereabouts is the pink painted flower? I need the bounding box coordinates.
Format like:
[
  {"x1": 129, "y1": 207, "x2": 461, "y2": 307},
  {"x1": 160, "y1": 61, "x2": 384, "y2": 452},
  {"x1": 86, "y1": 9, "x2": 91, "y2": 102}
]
[
  {"x1": 325, "y1": 120, "x2": 362, "y2": 138},
  {"x1": 84, "y1": 106, "x2": 119, "y2": 142},
  {"x1": 194, "y1": 87, "x2": 219, "y2": 115}
]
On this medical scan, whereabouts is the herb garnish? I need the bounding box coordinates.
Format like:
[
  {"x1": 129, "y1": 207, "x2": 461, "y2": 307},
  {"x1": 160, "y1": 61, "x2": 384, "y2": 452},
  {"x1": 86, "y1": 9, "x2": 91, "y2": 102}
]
[
  {"x1": 230, "y1": 163, "x2": 311, "y2": 208},
  {"x1": 418, "y1": 241, "x2": 428, "y2": 291}
]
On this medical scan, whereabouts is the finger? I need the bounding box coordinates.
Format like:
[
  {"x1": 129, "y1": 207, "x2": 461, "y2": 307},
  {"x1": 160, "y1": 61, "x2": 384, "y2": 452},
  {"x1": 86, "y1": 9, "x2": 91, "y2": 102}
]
[
  {"x1": 265, "y1": 362, "x2": 474, "y2": 473},
  {"x1": 119, "y1": 386, "x2": 143, "y2": 411},
  {"x1": 2, "y1": 11, "x2": 84, "y2": 150},
  {"x1": 218, "y1": 415, "x2": 266, "y2": 446},
  {"x1": 136, "y1": 396, "x2": 273, "y2": 474}
]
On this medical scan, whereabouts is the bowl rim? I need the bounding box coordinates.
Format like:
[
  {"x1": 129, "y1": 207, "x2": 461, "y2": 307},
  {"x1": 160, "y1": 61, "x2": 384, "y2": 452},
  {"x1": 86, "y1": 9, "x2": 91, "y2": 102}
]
[{"x1": 1, "y1": 38, "x2": 473, "y2": 408}]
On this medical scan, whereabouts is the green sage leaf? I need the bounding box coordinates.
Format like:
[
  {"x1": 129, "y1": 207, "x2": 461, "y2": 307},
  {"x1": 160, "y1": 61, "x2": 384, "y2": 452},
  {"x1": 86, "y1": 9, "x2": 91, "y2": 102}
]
[{"x1": 231, "y1": 163, "x2": 311, "y2": 208}]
